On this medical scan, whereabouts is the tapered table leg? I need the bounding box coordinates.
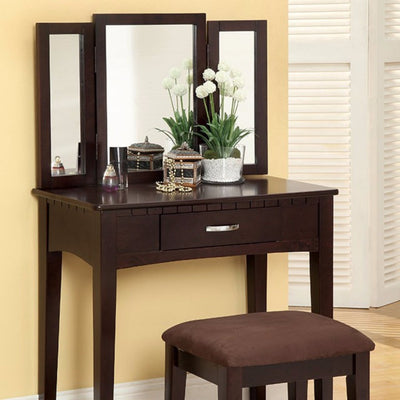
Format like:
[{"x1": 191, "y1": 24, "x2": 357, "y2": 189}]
[
  {"x1": 309, "y1": 196, "x2": 334, "y2": 318},
  {"x1": 93, "y1": 211, "x2": 118, "y2": 400},
  {"x1": 310, "y1": 196, "x2": 334, "y2": 399},
  {"x1": 38, "y1": 198, "x2": 62, "y2": 400},
  {"x1": 93, "y1": 264, "x2": 117, "y2": 400}
]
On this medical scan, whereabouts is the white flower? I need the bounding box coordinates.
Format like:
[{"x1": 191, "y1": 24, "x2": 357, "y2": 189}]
[
  {"x1": 169, "y1": 67, "x2": 181, "y2": 79},
  {"x1": 230, "y1": 68, "x2": 242, "y2": 78},
  {"x1": 233, "y1": 76, "x2": 245, "y2": 89},
  {"x1": 215, "y1": 70, "x2": 230, "y2": 84},
  {"x1": 162, "y1": 77, "x2": 175, "y2": 90},
  {"x1": 217, "y1": 61, "x2": 230, "y2": 72},
  {"x1": 220, "y1": 81, "x2": 234, "y2": 97},
  {"x1": 183, "y1": 58, "x2": 193, "y2": 69},
  {"x1": 172, "y1": 84, "x2": 188, "y2": 97},
  {"x1": 187, "y1": 71, "x2": 193, "y2": 85},
  {"x1": 203, "y1": 80, "x2": 217, "y2": 94},
  {"x1": 233, "y1": 89, "x2": 247, "y2": 102},
  {"x1": 195, "y1": 85, "x2": 209, "y2": 99},
  {"x1": 202, "y1": 68, "x2": 216, "y2": 81}
]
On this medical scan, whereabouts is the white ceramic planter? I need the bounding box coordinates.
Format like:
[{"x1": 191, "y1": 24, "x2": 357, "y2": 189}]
[{"x1": 201, "y1": 146, "x2": 245, "y2": 184}]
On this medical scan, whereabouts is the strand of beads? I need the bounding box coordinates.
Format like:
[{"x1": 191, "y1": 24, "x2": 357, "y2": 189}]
[{"x1": 156, "y1": 158, "x2": 192, "y2": 193}]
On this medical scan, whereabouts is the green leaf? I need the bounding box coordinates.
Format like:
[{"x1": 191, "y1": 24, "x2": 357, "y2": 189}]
[{"x1": 158, "y1": 109, "x2": 195, "y2": 147}]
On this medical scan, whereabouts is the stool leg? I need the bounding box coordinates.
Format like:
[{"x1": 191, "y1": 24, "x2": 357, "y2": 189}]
[
  {"x1": 346, "y1": 352, "x2": 370, "y2": 400},
  {"x1": 249, "y1": 386, "x2": 265, "y2": 400},
  {"x1": 314, "y1": 378, "x2": 333, "y2": 400},
  {"x1": 288, "y1": 381, "x2": 308, "y2": 400},
  {"x1": 165, "y1": 344, "x2": 186, "y2": 400},
  {"x1": 218, "y1": 366, "x2": 242, "y2": 400},
  {"x1": 246, "y1": 254, "x2": 267, "y2": 400}
]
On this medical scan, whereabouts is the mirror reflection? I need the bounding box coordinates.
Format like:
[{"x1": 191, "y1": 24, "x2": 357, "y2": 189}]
[
  {"x1": 106, "y1": 24, "x2": 194, "y2": 170},
  {"x1": 49, "y1": 34, "x2": 84, "y2": 176},
  {"x1": 219, "y1": 31, "x2": 255, "y2": 164}
]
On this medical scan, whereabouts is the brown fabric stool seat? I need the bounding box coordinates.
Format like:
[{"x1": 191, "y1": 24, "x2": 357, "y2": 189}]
[{"x1": 162, "y1": 311, "x2": 375, "y2": 400}]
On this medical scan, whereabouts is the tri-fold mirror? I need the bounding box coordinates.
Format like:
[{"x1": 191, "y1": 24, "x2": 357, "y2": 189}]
[{"x1": 36, "y1": 14, "x2": 267, "y2": 189}]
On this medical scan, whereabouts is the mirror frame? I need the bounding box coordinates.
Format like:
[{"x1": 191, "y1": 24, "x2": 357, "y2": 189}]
[
  {"x1": 36, "y1": 23, "x2": 96, "y2": 189},
  {"x1": 207, "y1": 20, "x2": 268, "y2": 175},
  {"x1": 94, "y1": 13, "x2": 207, "y2": 184}
]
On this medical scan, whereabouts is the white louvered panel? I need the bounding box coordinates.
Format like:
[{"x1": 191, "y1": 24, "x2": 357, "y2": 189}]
[
  {"x1": 288, "y1": 63, "x2": 352, "y2": 289},
  {"x1": 383, "y1": 62, "x2": 400, "y2": 286},
  {"x1": 385, "y1": 0, "x2": 400, "y2": 39},
  {"x1": 289, "y1": 0, "x2": 351, "y2": 39}
]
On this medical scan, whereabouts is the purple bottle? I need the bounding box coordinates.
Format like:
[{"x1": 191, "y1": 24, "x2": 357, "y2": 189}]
[{"x1": 102, "y1": 164, "x2": 119, "y2": 192}]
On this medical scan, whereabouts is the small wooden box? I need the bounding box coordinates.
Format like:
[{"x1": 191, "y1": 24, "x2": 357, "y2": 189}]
[
  {"x1": 127, "y1": 137, "x2": 164, "y2": 171},
  {"x1": 164, "y1": 143, "x2": 203, "y2": 187}
]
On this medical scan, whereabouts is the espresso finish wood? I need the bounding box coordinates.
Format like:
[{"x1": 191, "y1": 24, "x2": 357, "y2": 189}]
[
  {"x1": 246, "y1": 254, "x2": 267, "y2": 314},
  {"x1": 288, "y1": 381, "x2": 308, "y2": 400},
  {"x1": 161, "y1": 208, "x2": 282, "y2": 250},
  {"x1": 35, "y1": 15, "x2": 268, "y2": 189},
  {"x1": 207, "y1": 20, "x2": 268, "y2": 175},
  {"x1": 33, "y1": 176, "x2": 338, "y2": 400},
  {"x1": 117, "y1": 214, "x2": 160, "y2": 253},
  {"x1": 247, "y1": 254, "x2": 268, "y2": 400},
  {"x1": 38, "y1": 197, "x2": 62, "y2": 399},
  {"x1": 36, "y1": 23, "x2": 96, "y2": 189},
  {"x1": 167, "y1": 347, "x2": 370, "y2": 400},
  {"x1": 165, "y1": 345, "x2": 187, "y2": 400},
  {"x1": 94, "y1": 13, "x2": 207, "y2": 184}
]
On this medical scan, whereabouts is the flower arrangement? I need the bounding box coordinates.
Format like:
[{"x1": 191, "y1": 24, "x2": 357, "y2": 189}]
[
  {"x1": 195, "y1": 61, "x2": 250, "y2": 159},
  {"x1": 158, "y1": 58, "x2": 195, "y2": 148}
]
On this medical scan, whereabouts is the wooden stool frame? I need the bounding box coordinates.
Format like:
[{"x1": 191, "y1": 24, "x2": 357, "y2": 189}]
[{"x1": 164, "y1": 344, "x2": 370, "y2": 400}]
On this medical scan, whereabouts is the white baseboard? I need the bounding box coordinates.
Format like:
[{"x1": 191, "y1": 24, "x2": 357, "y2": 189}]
[
  {"x1": 7, "y1": 376, "x2": 286, "y2": 400},
  {"x1": 6, "y1": 376, "x2": 214, "y2": 400}
]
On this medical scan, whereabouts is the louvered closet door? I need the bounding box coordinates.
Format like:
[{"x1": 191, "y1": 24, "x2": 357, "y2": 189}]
[
  {"x1": 371, "y1": 0, "x2": 400, "y2": 306},
  {"x1": 288, "y1": 0, "x2": 371, "y2": 307}
]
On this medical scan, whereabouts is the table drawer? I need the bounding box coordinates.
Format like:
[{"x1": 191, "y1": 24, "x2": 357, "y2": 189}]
[{"x1": 161, "y1": 208, "x2": 282, "y2": 250}]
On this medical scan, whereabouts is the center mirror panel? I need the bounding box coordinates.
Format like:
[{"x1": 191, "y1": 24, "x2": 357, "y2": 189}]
[
  {"x1": 95, "y1": 14, "x2": 207, "y2": 183},
  {"x1": 106, "y1": 25, "x2": 193, "y2": 151}
]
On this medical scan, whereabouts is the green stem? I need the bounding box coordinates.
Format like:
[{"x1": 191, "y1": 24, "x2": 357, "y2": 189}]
[
  {"x1": 210, "y1": 93, "x2": 215, "y2": 119},
  {"x1": 187, "y1": 70, "x2": 191, "y2": 114},
  {"x1": 234, "y1": 100, "x2": 239, "y2": 116},
  {"x1": 188, "y1": 86, "x2": 191, "y2": 116},
  {"x1": 231, "y1": 88, "x2": 236, "y2": 116},
  {"x1": 175, "y1": 78, "x2": 179, "y2": 110},
  {"x1": 203, "y1": 98, "x2": 211, "y2": 123},
  {"x1": 168, "y1": 89, "x2": 176, "y2": 114},
  {"x1": 220, "y1": 85, "x2": 225, "y2": 120}
]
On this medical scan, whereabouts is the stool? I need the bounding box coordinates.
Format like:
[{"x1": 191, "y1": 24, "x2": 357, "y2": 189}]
[{"x1": 162, "y1": 311, "x2": 375, "y2": 400}]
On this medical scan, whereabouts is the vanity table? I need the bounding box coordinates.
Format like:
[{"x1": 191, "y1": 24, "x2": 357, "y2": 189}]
[
  {"x1": 34, "y1": 12, "x2": 338, "y2": 400},
  {"x1": 33, "y1": 177, "x2": 337, "y2": 400}
]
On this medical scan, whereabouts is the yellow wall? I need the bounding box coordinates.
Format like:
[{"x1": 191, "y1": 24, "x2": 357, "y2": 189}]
[{"x1": 0, "y1": 0, "x2": 287, "y2": 398}]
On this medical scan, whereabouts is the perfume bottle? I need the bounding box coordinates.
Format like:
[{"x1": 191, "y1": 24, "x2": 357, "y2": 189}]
[
  {"x1": 102, "y1": 164, "x2": 119, "y2": 192},
  {"x1": 51, "y1": 156, "x2": 65, "y2": 176},
  {"x1": 109, "y1": 147, "x2": 128, "y2": 189}
]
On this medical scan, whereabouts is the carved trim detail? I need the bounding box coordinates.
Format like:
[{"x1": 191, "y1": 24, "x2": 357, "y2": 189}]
[{"x1": 123, "y1": 197, "x2": 321, "y2": 216}]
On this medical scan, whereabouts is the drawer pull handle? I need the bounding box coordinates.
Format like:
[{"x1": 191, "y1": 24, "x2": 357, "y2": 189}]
[{"x1": 206, "y1": 224, "x2": 239, "y2": 232}]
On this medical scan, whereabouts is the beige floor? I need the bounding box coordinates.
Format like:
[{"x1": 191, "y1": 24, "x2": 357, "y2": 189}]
[{"x1": 295, "y1": 302, "x2": 400, "y2": 399}]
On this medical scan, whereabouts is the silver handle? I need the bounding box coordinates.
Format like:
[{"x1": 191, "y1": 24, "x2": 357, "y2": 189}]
[{"x1": 206, "y1": 224, "x2": 240, "y2": 232}]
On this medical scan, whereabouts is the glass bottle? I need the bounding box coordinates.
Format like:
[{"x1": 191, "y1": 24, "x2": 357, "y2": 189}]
[{"x1": 102, "y1": 164, "x2": 119, "y2": 192}]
